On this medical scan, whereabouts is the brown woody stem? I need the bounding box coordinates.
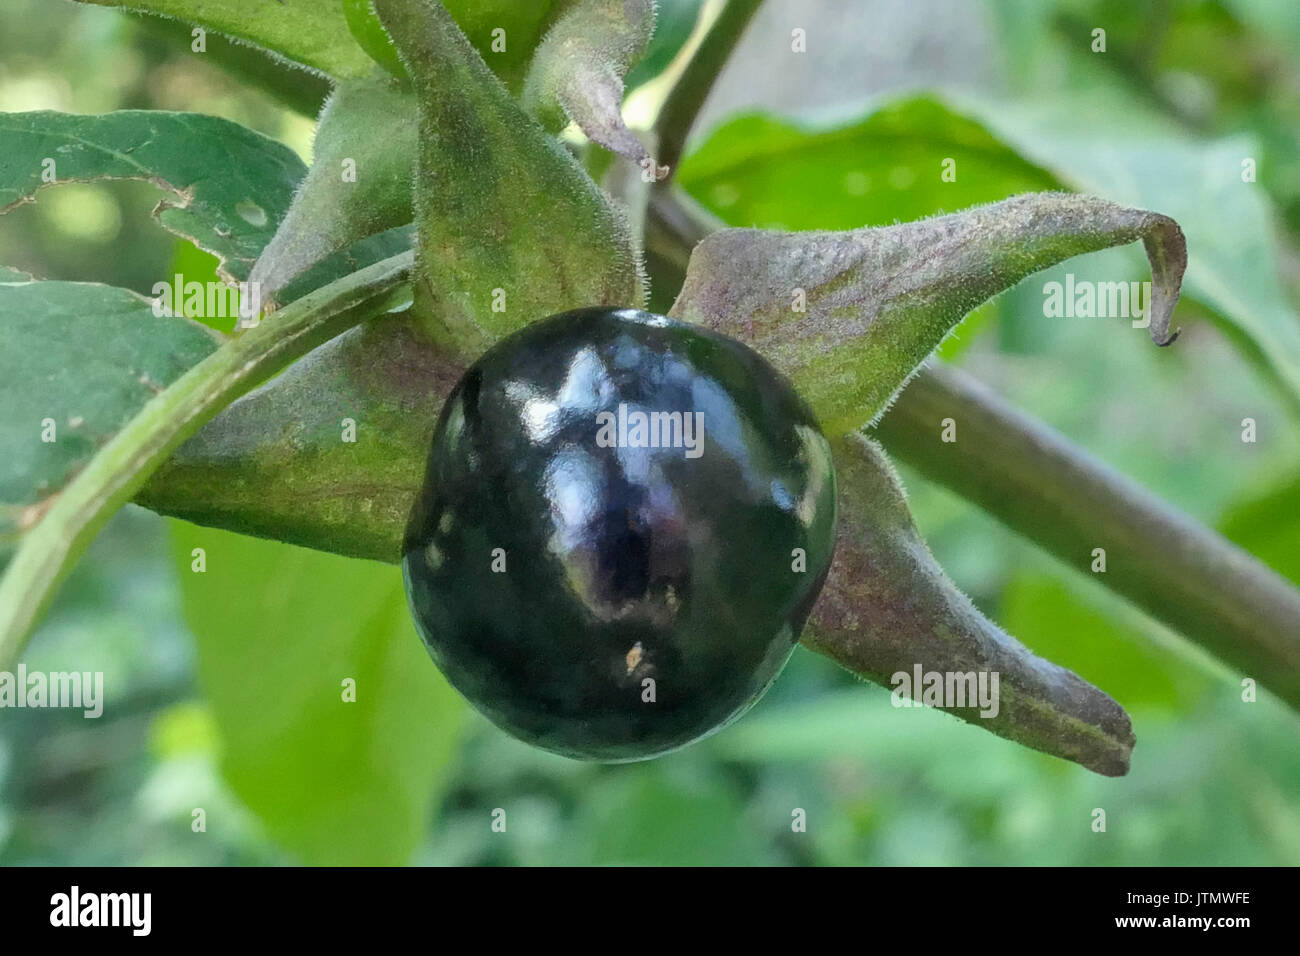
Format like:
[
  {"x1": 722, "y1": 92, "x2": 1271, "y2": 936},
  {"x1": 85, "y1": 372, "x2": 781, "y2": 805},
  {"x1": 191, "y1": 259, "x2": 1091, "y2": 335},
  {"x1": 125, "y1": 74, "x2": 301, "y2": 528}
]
[{"x1": 872, "y1": 362, "x2": 1300, "y2": 709}]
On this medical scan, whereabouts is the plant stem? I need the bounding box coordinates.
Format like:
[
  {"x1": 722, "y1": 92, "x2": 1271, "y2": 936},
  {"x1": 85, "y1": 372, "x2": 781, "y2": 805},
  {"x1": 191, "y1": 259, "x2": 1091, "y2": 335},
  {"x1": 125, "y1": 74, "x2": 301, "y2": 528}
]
[
  {"x1": 0, "y1": 252, "x2": 414, "y2": 669},
  {"x1": 872, "y1": 362, "x2": 1300, "y2": 708},
  {"x1": 653, "y1": 0, "x2": 764, "y2": 177},
  {"x1": 649, "y1": 193, "x2": 1300, "y2": 710}
]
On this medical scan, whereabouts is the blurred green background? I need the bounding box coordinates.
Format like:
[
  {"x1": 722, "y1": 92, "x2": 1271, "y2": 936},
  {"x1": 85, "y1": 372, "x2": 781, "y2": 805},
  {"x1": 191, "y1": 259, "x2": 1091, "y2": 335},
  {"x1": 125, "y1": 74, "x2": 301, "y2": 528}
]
[{"x1": 2, "y1": 0, "x2": 1299, "y2": 865}]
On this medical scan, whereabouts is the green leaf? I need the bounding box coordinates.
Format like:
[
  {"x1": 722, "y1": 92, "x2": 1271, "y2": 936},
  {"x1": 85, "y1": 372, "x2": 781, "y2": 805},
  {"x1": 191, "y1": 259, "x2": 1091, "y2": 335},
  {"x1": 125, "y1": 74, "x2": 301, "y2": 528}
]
[
  {"x1": 560, "y1": 762, "x2": 768, "y2": 865},
  {"x1": 0, "y1": 110, "x2": 306, "y2": 282},
  {"x1": 678, "y1": 101, "x2": 1059, "y2": 230},
  {"x1": 1221, "y1": 475, "x2": 1300, "y2": 585},
  {"x1": 626, "y1": 0, "x2": 704, "y2": 90},
  {"x1": 0, "y1": 279, "x2": 221, "y2": 550},
  {"x1": 669, "y1": 191, "x2": 1186, "y2": 433},
  {"x1": 372, "y1": 0, "x2": 643, "y2": 360},
  {"x1": 523, "y1": 0, "x2": 666, "y2": 177},
  {"x1": 1000, "y1": 573, "x2": 1214, "y2": 711},
  {"x1": 440, "y1": 0, "x2": 569, "y2": 93},
  {"x1": 78, "y1": 0, "x2": 568, "y2": 87},
  {"x1": 170, "y1": 522, "x2": 465, "y2": 865},
  {"x1": 278, "y1": 224, "x2": 415, "y2": 304},
  {"x1": 341, "y1": 0, "x2": 408, "y2": 79},
  {"x1": 250, "y1": 77, "x2": 417, "y2": 302},
  {"x1": 165, "y1": 240, "x2": 239, "y2": 334},
  {"x1": 76, "y1": 0, "x2": 376, "y2": 78},
  {"x1": 134, "y1": 16, "x2": 332, "y2": 116},
  {"x1": 679, "y1": 93, "x2": 1300, "y2": 411}
]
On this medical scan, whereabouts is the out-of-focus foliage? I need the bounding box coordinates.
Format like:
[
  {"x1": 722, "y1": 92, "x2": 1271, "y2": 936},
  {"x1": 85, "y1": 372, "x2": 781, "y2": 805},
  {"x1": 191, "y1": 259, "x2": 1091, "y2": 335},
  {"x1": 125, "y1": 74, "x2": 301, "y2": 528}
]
[
  {"x1": 169, "y1": 524, "x2": 465, "y2": 866},
  {"x1": 2, "y1": 0, "x2": 1299, "y2": 866},
  {"x1": 680, "y1": 94, "x2": 1300, "y2": 409},
  {"x1": 990, "y1": 0, "x2": 1300, "y2": 233},
  {"x1": 0, "y1": 110, "x2": 304, "y2": 281}
]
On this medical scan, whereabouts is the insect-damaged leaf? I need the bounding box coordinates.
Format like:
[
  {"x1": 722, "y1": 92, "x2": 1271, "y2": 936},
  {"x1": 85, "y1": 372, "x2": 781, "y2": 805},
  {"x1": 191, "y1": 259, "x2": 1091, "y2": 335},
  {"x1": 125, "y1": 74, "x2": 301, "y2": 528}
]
[
  {"x1": 0, "y1": 110, "x2": 304, "y2": 282},
  {"x1": 669, "y1": 192, "x2": 1186, "y2": 434},
  {"x1": 372, "y1": 0, "x2": 644, "y2": 360},
  {"x1": 524, "y1": 0, "x2": 667, "y2": 179}
]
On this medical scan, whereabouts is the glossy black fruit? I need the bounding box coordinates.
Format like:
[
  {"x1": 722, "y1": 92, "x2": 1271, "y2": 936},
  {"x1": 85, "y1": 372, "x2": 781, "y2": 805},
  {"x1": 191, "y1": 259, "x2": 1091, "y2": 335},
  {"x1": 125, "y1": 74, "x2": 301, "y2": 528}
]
[{"x1": 402, "y1": 308, "x2": 837, "y2": 760}]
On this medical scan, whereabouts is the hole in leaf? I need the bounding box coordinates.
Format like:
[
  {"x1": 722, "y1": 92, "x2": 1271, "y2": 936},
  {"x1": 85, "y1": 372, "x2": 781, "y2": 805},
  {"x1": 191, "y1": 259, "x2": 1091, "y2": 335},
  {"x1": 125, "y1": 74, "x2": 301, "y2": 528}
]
[{"x1": 235, "y1": 200, "x2": 268, "y2": 228}]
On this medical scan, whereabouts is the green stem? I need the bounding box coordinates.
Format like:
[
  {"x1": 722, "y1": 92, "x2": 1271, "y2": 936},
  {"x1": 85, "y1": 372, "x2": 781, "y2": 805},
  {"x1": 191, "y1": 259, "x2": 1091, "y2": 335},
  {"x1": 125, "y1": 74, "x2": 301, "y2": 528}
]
[
  {"x1": 653, "y1": 0, "x2": 764, "y2": 177},
  {"x1": 0, "y1": 251, "x2": 414, "y2": 668},
  {"x1": 872, "y1": 362, "x2": 1300, "y2": 709}
]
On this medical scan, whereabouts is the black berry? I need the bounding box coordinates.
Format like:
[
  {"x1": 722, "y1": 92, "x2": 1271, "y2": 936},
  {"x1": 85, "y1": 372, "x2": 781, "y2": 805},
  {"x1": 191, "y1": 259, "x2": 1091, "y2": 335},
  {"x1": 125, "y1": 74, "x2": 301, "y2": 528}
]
[{"x1": 402, "y1": 308, "x2": 837, "y2": 760}]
